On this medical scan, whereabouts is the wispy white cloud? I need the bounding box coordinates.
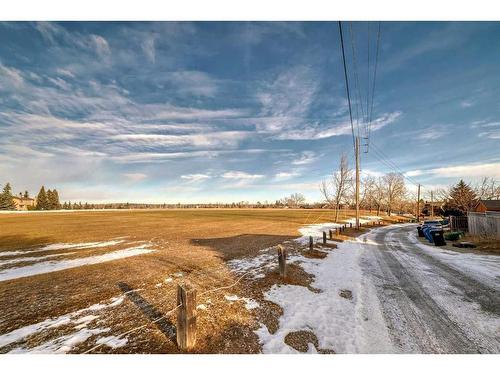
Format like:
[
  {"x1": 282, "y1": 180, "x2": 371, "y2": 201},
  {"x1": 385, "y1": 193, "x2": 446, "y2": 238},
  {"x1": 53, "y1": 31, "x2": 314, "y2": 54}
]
[
  {"x1": 291, "y1": 151, "x2": 317, "y2": 166},
  {"x1": 460, "y1": 99, "x2": 474, "y2": 108},
  {"x1": 406, "y1": 162, "x2": 500, "y2": 179},
  {"x1": 221, "y1": 171, "x2": 264, "y2": 180},
  {"x1": 415, "y1": 126, "x2": 448, "y2": 141},
  {"x1": 181, "y1": 174, "x2": 211, "y2": 182},
  {"x1": 274, "y1": 171, "x2": 300, "y2": 180},
  {"x1": 112, "y1": 131, "x2": 250, "y2": 149},
  {"x1": 472, "y1": 120, "x2": 500, "y2": 139},
  {"x1": 142, "y1": 35, "x2": 156, "y2": 63},
  {"x1": 123, "y1": 173, "x2": 147, "y2": 182}
]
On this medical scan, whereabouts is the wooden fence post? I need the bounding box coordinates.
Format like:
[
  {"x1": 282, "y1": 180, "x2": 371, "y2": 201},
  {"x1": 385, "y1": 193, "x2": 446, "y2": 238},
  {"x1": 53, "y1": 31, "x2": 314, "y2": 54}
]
[
  {"x1": 323, "y1": 231, "x2": 327, "y2": 244},
  {"x1": 277, "y1": 245, "x2": 287, "y2": 278},
  {"x1": 309, "y1": 236, "x2": 313, "y2": 251},
  {"x1": 350, "y1": 222, "x2": 352, "y2": 228},
  {"x1": 329, "y1": 229, "x2": 333, "y2": 239},
  {"x1": 177, "y1": 282, "x2": 197, "y2": 350}
]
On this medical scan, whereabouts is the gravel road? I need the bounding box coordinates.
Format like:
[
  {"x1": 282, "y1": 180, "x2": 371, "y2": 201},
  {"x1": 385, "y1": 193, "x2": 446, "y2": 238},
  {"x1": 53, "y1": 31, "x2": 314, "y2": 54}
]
[{"x1": 360, "y1": 224, "x2": 500, "y2": 353}]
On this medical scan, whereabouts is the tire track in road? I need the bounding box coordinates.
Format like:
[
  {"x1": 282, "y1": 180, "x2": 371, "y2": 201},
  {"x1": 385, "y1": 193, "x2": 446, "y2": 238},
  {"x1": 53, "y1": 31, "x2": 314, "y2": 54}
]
[
  {"x1": 395, "y1": 226, "x2": 500, "y2": 315},
  {"x1": 364, "y1": 225, "x2": 498, "y2": 353}
]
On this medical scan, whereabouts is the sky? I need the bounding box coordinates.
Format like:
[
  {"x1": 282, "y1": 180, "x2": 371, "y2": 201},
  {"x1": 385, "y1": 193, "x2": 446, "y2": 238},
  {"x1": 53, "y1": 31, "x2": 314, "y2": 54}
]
[{"x1": 0, "y1": 21, "x2": 499, "y2": 204}]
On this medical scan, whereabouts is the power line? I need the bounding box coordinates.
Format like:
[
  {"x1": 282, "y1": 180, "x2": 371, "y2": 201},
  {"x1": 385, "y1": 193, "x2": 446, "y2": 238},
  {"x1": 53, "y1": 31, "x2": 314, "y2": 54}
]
[
  {"x1": 348, "y1": 22, "x2": 365, "y2": 139},
  {"x1": 368, "y1": 142, "x2": 422, "y2": 187},
  {"x1": 338, "y1": 21, "x2": 356, "y2": 151},
  {"x1": 366, "y1": 22, "x2": 381, "y2": 151}
]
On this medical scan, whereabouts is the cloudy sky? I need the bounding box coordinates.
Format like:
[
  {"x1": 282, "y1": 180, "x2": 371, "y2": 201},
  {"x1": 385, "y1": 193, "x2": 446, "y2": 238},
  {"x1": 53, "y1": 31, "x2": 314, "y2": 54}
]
[{"x1": 0, "y1": 22, "x2": 499, "y2": 203}]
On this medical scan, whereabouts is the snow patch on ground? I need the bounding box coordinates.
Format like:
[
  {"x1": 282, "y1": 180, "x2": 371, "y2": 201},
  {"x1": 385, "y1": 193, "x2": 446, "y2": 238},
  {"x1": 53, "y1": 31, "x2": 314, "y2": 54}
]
[
  {"x1": 10, "y1": 328, "x2": 111, "y2": 353},
  {"x1": 0, "y1": 252, "x2": 73, "y2": 266},
  {"x1": 296, "y1": 223, "x2": 340, "y2": 244},
  {"x1": 0, "y1": 244, "x2": 155, "y2": 281},
  {"x1": 0, "y1": 295, "x2": 125, "y2": 350},
  {"x1": 344, "y1": 217, "x2": 375, "y2": 225},
  {"x1": 95, "y1": 335, "x2": 128, "y2": 349},
  {"x1": 227, "y1": 252, "x2": 275, "y2": 276},
  {"x1": 407, "y1": 231, "x2": 500, "y2": 289},
  {"x1": 0, "y1": 239, "x2": 127, "y2": 258},
  {"x1": 225, "y1": 295, "x2": 260, "y2": 310},
  {"x1": 255, "y1": 226, "x2": 394, "y2": 354}
]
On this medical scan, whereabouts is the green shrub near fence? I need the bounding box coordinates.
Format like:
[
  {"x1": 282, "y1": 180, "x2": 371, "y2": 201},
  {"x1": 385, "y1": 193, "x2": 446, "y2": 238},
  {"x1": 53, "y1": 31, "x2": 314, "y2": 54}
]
[{"x1": 444, "y1": 232, "x2": 463, "y2": 241}]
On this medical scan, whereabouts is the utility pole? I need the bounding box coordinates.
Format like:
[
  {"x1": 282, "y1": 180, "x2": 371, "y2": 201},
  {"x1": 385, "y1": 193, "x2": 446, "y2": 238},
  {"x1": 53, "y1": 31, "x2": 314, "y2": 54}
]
[
  {"x1": 430, "y1": 190, "x2": 434, "y2": 218},
  {"x1": 416, "y1": 184, "x2": 421, "y2": 221},
  {"x1": 355, "y1": 136, "x2": 360, "y2": 229}
]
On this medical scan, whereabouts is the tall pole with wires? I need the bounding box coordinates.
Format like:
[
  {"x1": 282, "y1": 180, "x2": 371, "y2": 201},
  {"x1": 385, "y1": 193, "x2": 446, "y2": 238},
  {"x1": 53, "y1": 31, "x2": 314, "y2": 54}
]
[
  {"x1": 417, "y1": 184, "x2": 421, "y2": 221},
  {"x1": 355, "y1": 136, "x2": 360, "y2": 229},
  {"x1": 339, "y1": 21, "x2": 359, "y2": 227}
]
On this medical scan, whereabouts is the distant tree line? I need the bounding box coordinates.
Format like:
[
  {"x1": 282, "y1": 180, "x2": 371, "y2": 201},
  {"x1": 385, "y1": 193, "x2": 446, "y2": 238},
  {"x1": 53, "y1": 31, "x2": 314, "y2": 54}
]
[{"x1": 319, "y1": 154, "x2": 500, "y2": 218}]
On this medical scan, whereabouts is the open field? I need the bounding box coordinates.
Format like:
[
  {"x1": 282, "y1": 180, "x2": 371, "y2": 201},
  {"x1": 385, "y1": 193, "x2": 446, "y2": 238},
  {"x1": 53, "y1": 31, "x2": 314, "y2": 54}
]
[{"x1": 0, "y1": 208, "x2": 391, "y2": 353}]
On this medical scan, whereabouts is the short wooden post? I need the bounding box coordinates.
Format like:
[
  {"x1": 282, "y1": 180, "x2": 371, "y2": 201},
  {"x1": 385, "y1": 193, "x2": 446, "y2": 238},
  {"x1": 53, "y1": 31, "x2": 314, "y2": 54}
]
[
  {"x1": 309, "y1": 236, "x2": 313, "y2": 251},
  {"x1": 322, "y1": 231, "x2": 327, "y2": 244},
  {"x1": 277, "y1": 245, "x2": 287, "y2": 278},
  {"x1": 329, "y1": 229, "x2": 333, "y2": 239},
  {"x1": 350, "y1": 222, "x2": 352, "y2": 228},
  {"x1": 176, "y1": 283, "x2": 197, "y2": 350}
]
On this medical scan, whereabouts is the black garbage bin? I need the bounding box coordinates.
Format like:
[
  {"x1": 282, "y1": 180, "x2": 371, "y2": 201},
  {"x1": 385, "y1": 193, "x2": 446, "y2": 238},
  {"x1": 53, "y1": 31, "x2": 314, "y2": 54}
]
[
  {"x1": 431, "y1": 230, "x2": 446, "y2": 246},
  {"x1": 417, "y1": 226, "x2": 424, "y2": 237}
]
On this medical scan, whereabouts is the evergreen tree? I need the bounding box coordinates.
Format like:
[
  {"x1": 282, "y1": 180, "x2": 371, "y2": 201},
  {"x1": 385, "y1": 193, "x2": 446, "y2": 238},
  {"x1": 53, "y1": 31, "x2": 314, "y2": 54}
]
[
  {"x1": 444, "y1": 180, "x2": 477, "y2": 215},
  {"x1": 46, "y1": 189, "x2": 54, "y2": 210},
  {"x1": 23, "y1": 190, "x2": 29, "y2": 198},
  {"x1": 46, "y1": 189, "x2": 61, "y2": 210},
  {"x1": 53, "y1": 189, "x2": 61, "y2": 209},
  {"x1": 36, "y1": 186, "x2": 49, "y2": 210},
  {"x1": 0, "y1": 183, "x2": 16, "y2": 210}
]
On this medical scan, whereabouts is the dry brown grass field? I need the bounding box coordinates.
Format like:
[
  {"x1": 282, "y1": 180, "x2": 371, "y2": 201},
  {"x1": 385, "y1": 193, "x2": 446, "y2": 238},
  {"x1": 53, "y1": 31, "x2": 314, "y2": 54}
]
[{"x1": 0, "y1": 208, "x2": 399, "y2": 353}]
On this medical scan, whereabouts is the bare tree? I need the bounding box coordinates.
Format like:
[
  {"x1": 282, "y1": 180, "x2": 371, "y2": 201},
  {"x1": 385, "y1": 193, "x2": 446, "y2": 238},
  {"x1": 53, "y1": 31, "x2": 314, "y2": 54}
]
[
  {"x1": 372, "y1": 177, "x2": 386, "y2": 216},
  {"x1": 382, "y1": 173, "x2": 406, "y2": 216},
  {"x1": 320, "y1": 153, "x2": 352, "y2": 222},
  {"x1": 282, "y1": 193, "x2": 306, "y2": 208},
  {"x1": 475, "y1": 177, "x2": 500, "y2": 200},
  {"x1": 360, "y1": 176, "x2": 377, "y2": 211}
]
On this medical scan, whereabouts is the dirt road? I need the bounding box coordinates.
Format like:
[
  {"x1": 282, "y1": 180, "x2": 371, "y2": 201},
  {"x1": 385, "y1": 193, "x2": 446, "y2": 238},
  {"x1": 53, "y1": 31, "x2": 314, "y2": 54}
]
[{"x1": 360, "y1": 224, "x2": 500, "y2": 353}]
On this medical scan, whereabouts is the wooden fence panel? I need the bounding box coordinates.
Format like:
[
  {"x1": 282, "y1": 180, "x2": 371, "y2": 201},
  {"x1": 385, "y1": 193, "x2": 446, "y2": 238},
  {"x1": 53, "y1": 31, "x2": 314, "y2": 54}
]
[{"x1": 467, "y1": 212, "x2": 500, "y2": 239}]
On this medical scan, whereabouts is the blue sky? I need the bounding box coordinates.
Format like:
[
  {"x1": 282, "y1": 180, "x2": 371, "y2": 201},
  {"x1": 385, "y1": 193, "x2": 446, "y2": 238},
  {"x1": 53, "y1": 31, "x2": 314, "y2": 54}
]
[{"x1": 0, "y1": 21, "x2": 499, "y2": 203}]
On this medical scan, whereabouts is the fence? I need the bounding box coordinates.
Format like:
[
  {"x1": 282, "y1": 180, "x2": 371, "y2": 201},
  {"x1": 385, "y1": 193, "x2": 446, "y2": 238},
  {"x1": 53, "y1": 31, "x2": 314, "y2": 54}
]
[
  {"x1": 82, "y1": 218, "x2": 387, "y2": 354},
  {"x1": 467, "y1": 211, "x2": 500, "y2": 239},
  {"x1": 449, "y1": 215, "x2": 468, "y2": 232}
]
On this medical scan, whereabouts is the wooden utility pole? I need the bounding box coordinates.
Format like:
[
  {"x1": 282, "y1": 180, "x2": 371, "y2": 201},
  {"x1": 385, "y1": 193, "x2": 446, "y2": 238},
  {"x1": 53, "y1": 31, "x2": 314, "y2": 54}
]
[
  {"x1": 416, "y1": 184, "x2": 421, "y2": 220},
  {"x1": 430, "y1": 190, "x2": 434, "y2": 218},
  {"x1": 355, "y1": 136, "x2": 360, "y2": 229}
]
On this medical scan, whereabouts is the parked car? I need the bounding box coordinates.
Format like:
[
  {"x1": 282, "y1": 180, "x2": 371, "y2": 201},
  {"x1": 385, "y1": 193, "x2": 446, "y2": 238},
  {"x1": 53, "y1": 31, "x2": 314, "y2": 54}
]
[{"x1": 417, "y1": 220, "x2": 442, "y2": 240}]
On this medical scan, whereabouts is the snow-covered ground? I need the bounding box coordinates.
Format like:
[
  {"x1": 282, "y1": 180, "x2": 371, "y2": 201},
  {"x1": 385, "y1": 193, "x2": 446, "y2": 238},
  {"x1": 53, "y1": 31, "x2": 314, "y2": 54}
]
[
  {"x1": 0, "y1": 244, "x2": 155, "y2": 282},
  {"x1": 0, "y1": 294, "x2": 127, "y2": 353},
  {"x1": 254, "y1": 229, "x2": 393, "y2": 353},
  {"x1": 406, "y1": 231, "x2": 499, "y2": 289},
  {"x1": 0, "y1": 239, "x2": 155, "y2": 282}
]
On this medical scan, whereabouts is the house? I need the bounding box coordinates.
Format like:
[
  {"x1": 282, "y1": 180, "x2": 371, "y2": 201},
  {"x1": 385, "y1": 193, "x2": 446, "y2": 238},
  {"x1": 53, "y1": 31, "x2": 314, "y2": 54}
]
[
  {"x1": 472, "y1": 199, "x2": 500, "y2": 213},
  {"x1": 12, "y1": 194, "x2": 36, "y2": 211},
  {"x1": 421, "y1": 201, "x2": 445, "y2": 216}
]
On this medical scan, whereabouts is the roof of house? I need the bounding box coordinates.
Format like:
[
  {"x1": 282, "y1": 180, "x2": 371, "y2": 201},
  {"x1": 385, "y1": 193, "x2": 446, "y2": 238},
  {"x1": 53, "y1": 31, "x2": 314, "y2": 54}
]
[
  {"x1": 12, "y1": 196, "x2": 35, "y2": 202},
  {"x1": 476, "y1": 199, "x2": 500, "y2": 210}
]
